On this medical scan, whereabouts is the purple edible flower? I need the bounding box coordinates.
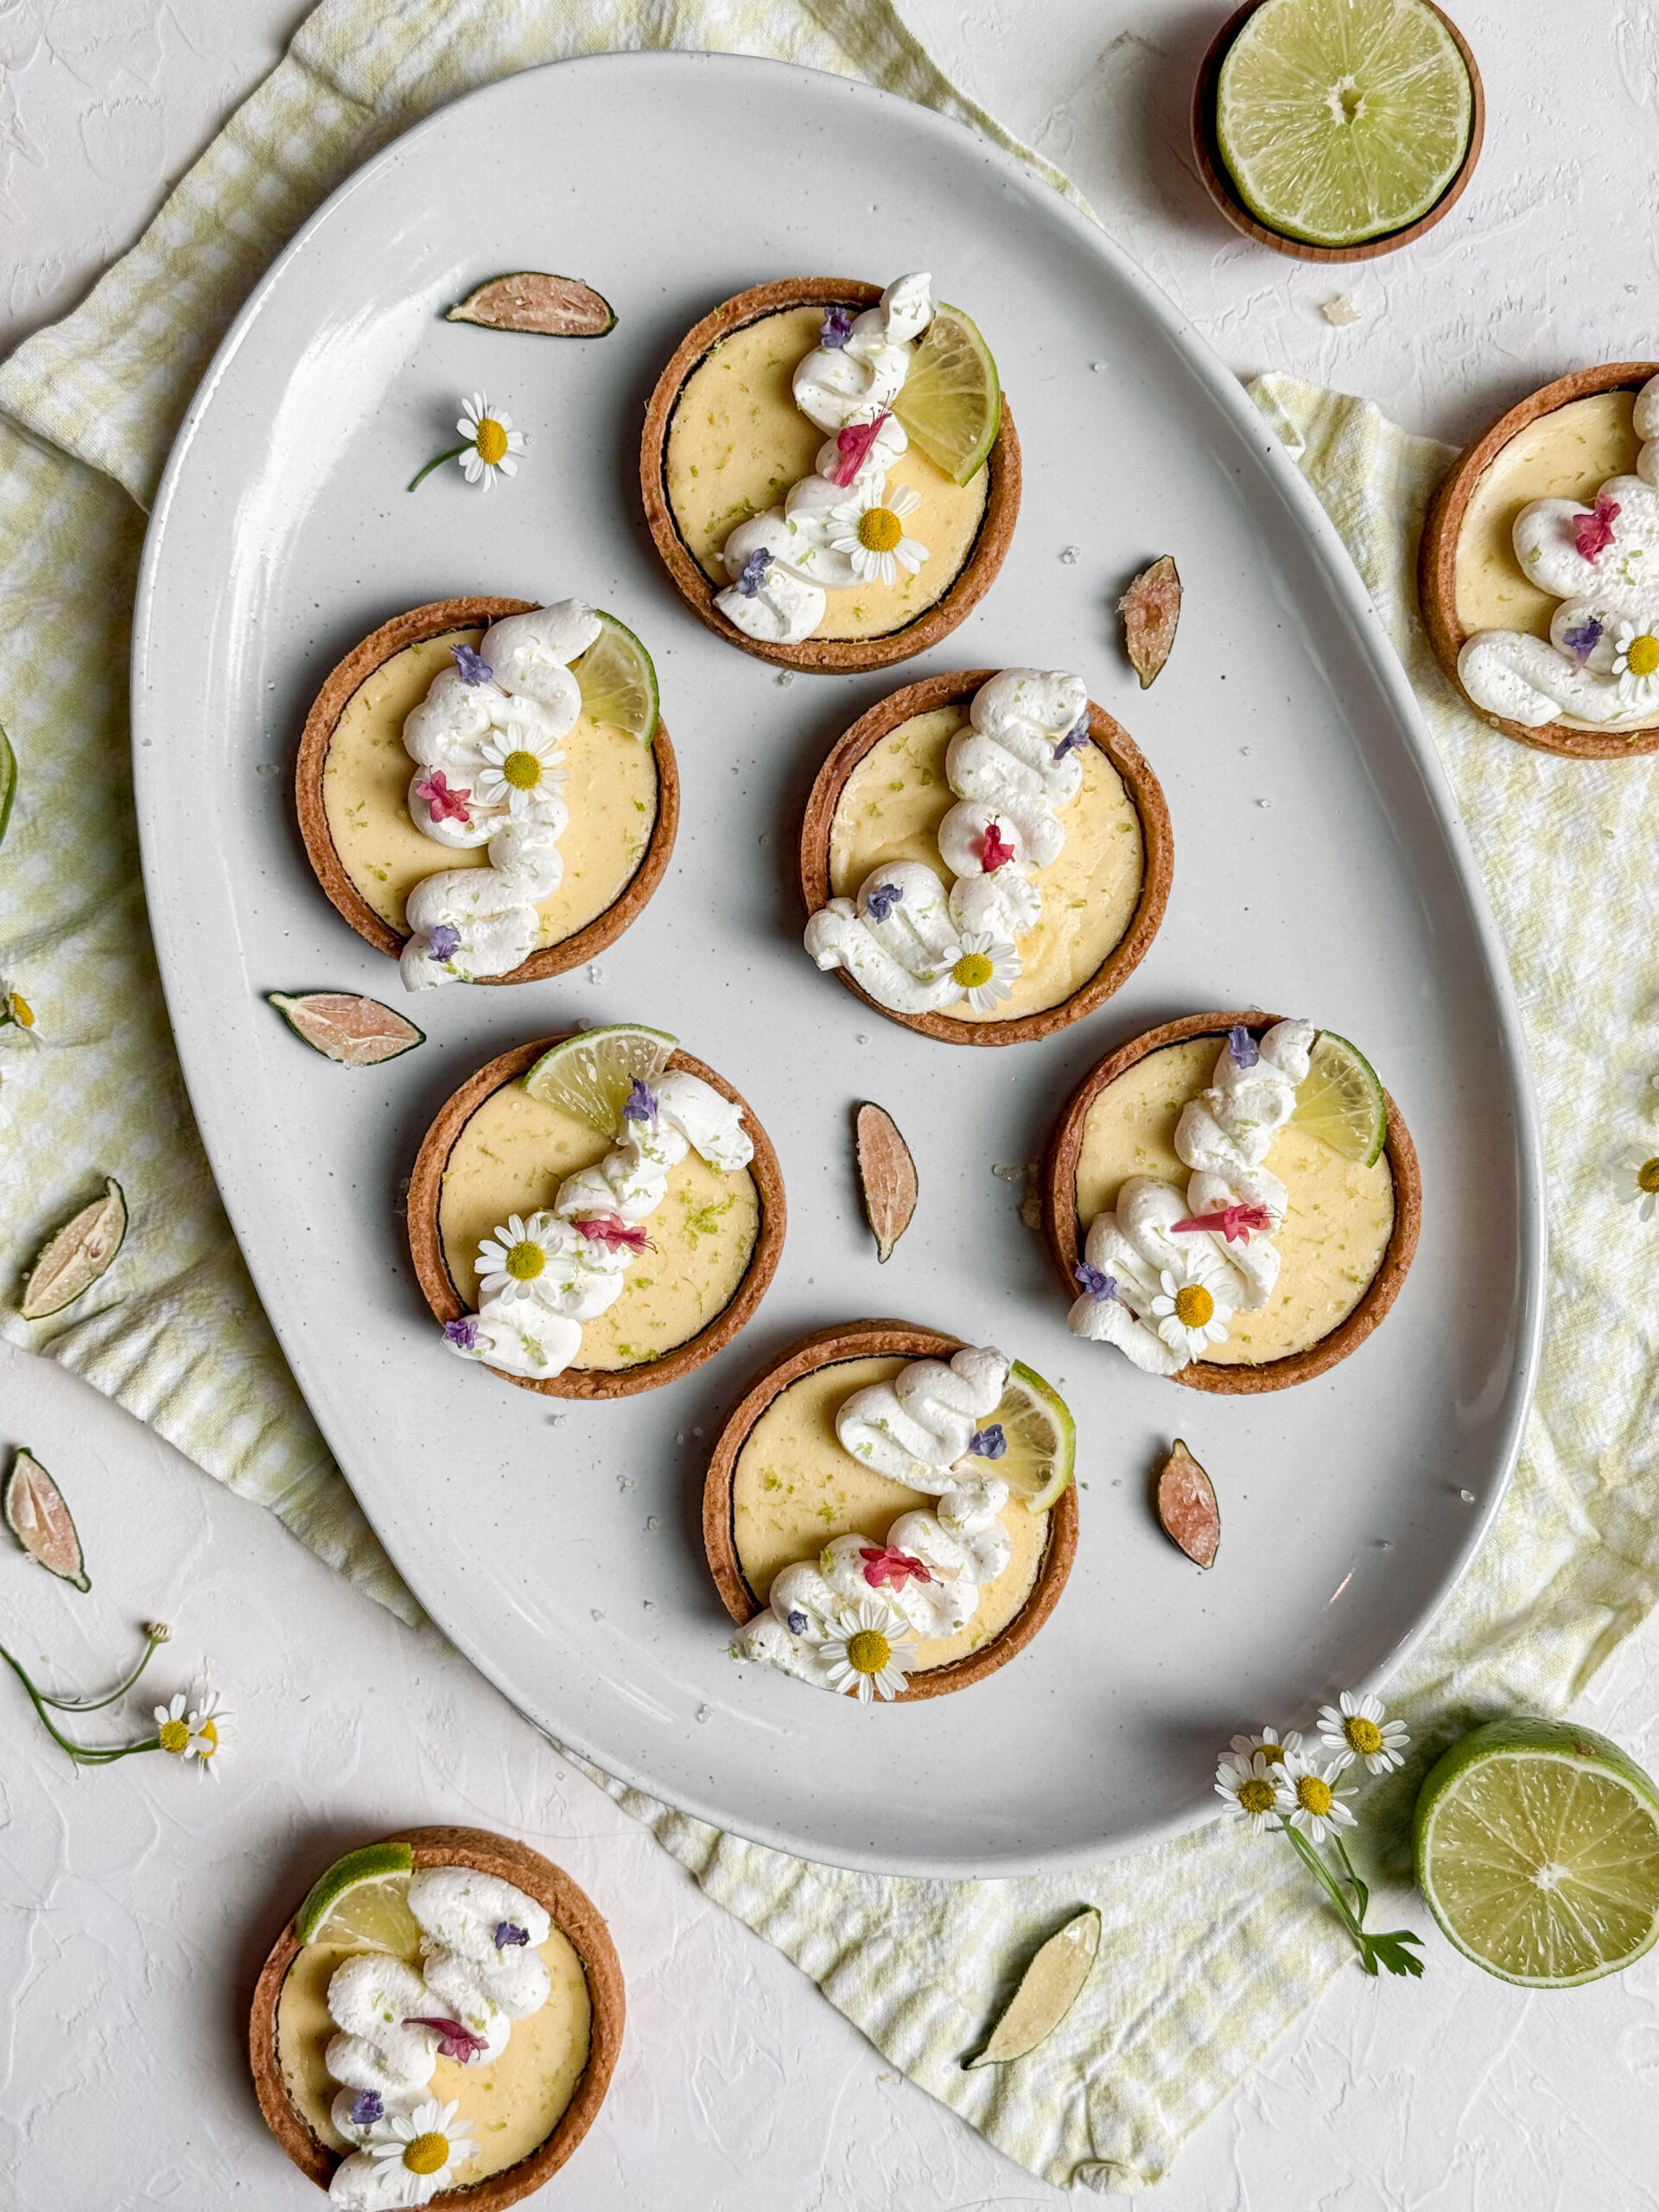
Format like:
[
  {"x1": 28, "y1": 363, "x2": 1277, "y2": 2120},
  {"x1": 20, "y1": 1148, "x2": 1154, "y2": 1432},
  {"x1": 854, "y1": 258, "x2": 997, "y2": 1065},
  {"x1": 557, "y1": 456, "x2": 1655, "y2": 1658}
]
[
  {"x1": 1226, "y1": 1022, "x2": 1260, "y2": 1069},
  {"x1": 1053, "y1": 713, "x2": 1090, "y2": 762},
  {"x1": 1563, "y1": 615, "x2": 1604, "y2": 666},
  {"x1": 969, "y1": 1424, "x2": 1007, "y2": 1460},
  {"x1": 736, "y1": 547, "x2": 772, "y2": 598},
  {"x1": 623, "y1": 1077, "x2": 658, "y2": 1125},
  {"x1": 864, "y1": 881, "x2": 904, "y2": 924},
  {"x1": 443, "y1": 1315, "x2": 480, "y2": 1351},
  {"x1": 494, "y1": 1920, "x2": 530, "y2": 1949},
  {"x1": 404, "y1": 2016, "x2": 489, "y2": 2063},
  {"x1": 1074, "y1": 1261, "x2": 1116, "y2": 1300},
  {"x1": 786, "y1": 1608, "x2": 809, "y2": 1635},
  {"x1": 452, "y1": 644, "x2": 493, "y2": 686},
  {"x1": 350, "y1": 2091, "x2": 384, "y2": 2128},
  {"x1": 428, "y1": 924, "x2": 461, "y2": 963},
  {"x1": 820, "y1": 304, "x2": 855, "y2": 351}
]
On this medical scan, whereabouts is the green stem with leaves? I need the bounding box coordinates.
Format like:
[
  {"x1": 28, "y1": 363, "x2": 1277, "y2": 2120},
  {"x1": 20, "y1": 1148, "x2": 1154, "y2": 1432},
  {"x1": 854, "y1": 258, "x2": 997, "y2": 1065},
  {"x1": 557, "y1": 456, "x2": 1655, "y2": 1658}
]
[
  {"x1": 0, "y1": 1640, "x2": 164, "y2": 1767},
  {"x1": 1278, "y1": 1820, "x2": 1426, "y2": 1979}
]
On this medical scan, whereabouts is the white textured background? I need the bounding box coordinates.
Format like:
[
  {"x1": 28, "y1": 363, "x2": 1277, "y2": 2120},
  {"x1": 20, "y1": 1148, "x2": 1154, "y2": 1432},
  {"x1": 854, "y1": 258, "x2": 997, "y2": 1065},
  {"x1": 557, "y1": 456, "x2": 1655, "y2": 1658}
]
[{"x1": 4, "y1": 3, "x2": 1659, "y2": 2207}]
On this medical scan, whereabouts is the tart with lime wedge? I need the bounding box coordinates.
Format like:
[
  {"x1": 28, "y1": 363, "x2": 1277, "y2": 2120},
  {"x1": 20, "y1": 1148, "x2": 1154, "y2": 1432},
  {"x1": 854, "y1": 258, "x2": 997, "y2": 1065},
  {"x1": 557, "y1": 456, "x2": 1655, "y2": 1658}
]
[
  {"x1": 408, "y1": 1026, "x2": 786, "y2": 1400},
  {"x1": 249, "y1": 1826, "x2": 624, "y2": 2205},
  {"x1": 1042, "y1": 1011, "x2": 1420, "y2": 1392},
  {"x1": 640, "y1": 276, "x2": 1020, "y2": 672},
  {"x1": 707, "y1": 1323, "x2": 1077, "y2": 1702},
  {"x1": 296, "y1": 596, "x2": 677, "y2": 987}
]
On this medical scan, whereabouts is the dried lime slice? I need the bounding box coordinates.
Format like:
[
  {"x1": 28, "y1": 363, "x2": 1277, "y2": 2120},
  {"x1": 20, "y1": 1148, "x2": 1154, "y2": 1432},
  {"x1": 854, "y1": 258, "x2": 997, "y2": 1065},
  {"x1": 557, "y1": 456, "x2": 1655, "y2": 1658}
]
[
  {"x1": 966, "y1": 1907, "x2": 1101, "y2": 2066},
  {"x1": 988, "y1": 1362, "x2": 1075, "y2": 1514},
  {"x1": 524, "y1": 1022, "x2": 677, "y2": 1138},
  {"x1": 269, "y1": 991, "x2": 424, "y2": 1065},
  {"x1": 21, "y1": 1179, "x2": 127, "y2": 1320},
  {"x1": 4, "y1": 1447, "x2": 91, "y2": 1592},
  {"x1": 446, "y1": 272, "x2": 616, "y2": 336},
  {"x1": 1292, "y1": 1032, "x2": 1387, "y2": 1166},
  {"x1": 0, "y1": 721, "x2": 16, "y2": 850},
  {"x1": 573, "y1": 612, "x2": 658, "y2": 745},
  {"x1": 891, "y1": 304, "x2": 1001, "y2": 485},
  {"x1": 296, "y1": 1840, "x2": 421, "y2": 1950},
  {"x1": 855, "y1": 1103, "x2": 918, "y2": 1263}
]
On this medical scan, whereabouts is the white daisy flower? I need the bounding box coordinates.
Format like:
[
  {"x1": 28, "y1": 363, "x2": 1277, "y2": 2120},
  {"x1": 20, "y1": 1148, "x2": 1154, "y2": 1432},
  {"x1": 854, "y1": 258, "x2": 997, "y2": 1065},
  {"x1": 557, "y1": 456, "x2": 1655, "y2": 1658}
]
[
  {"x1": 0, "y1": 974, "x2": 39, "y2": 1047},
  {"x1": 821, "y1": 1598, "x2": 917, "y2": 1704},
  {"x1": 1280, "y1": 1751, "x2": 1357, "y2": 1844},
  {"x1": 1316, "y1": 1689, "x2": 1410, "y2": 1775},
  {"x1": 367, "y1": 2096, "x2": 477, "y2": 2201},
  {"x1": 474, "y1": 721, "x2": 566, "y2": 819},
  {"x1": 455, "y1": 392, "x2": 527, "y2": 486},
  {"x1": 945, "y1": 931, "x2": 1019, "y2": 1014},
  {"x1": 1149, "y1": 1262, "x2": 1235, "y2": 1362},
  {"x1": 476, "y1": 1213, "x2": 559, "y2": 1305},
  {"x1": 1227, "y1": 1726, "x2": 1303, "y2": 1768},
  {"x1": 1214, "y1": 1749, "x2": 1290, "y2": 1835},
  {"x1": 1617, "y1": 1146, "x2": 1659, "y2": 1223},
  {"x1": 1612, "y1": 620, "x2": 1659, "y2": 706},
  {"x1": 829, "y1": 476, "x2": 929, "y2": 588},
  {"x1": 183, "y1": 1687, "x2": 233, "y2": 1780},
  {"x1": 154, "y1": 1691, "x2": 192, "y2": 1758}
]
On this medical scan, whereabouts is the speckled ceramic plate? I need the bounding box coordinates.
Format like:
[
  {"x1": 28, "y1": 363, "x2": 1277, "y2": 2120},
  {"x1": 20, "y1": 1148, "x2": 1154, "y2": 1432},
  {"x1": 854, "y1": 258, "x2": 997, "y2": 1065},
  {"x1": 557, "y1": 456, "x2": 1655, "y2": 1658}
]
[{"x1": 131, "y1": 53, "x2": 1543, "y2": 1876}]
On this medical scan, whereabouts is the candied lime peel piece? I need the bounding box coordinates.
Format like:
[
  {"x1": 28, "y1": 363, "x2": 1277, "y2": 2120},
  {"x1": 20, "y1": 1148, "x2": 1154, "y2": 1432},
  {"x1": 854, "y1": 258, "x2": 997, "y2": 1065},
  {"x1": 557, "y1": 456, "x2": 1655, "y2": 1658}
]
[
  {"x1": 1119, "y1": 556, "x2": 1181, "y2": 688},
  {"x1": 21, "y1": 1179, "x2": 127, "y2": 1320},
  {"x1": 296, "y1": 1840, "x2": 420, "y2": 1949},
  {"x1": 854, "y1": 1103, "x2": 918, "y2": 1263},
  {"x1": 268, "y1": 991, "x2": 425, "y2": 1066},
  {"x1": 891, "y1": 303, "x2": 1001, "y2": 485},
  {"x1": 1155, "y1": 1439, "x2": 1220, "y2": 1568},
  {"x1": 573, "y1": 612, "x2": 659, "y2": 745},
  {"x1": 1292, "y1": 1031, "x2": 1387, "y2": 1166},
  {"x1": 4, "y1": 1446, "x2": 91, "y2": 1592},
  {"x1": 524, "y1": 1023, "x2": 677, "y2": 1139},
  {"x1": 966, "y1": 1907, "x2": 1102, "y2": 2066},
  {"x1": 446, "y1": 272, "x2": 616, "y2": 336}
]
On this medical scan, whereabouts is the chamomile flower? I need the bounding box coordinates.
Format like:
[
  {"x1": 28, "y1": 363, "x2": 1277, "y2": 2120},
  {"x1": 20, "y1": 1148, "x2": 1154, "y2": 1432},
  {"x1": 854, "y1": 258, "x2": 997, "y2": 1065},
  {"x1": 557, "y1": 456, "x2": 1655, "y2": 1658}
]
[
  {"x1": 821, "y1": 1598, "x2": 916, "y2": 1704},
  {"x1": 0, "y1": 974, "x2": 38, "y2": 1046},
  {"x1": 1149, "y1": 1262, "x2": 1235, "y2": 1362},
  {"x1": 1228, "y1": 1726, "x2": 1303, "y2": 1767},
  {"x1": 1316, "y1": 1689, "x2": 1410, "y2": 1776},
  {"x1": 367, "y1": 2096, "x2": 477, "y2": 2202},
  {"x1": 409, "y1": 392, "x2": 529, "y2": 493},
  {"x1": 1617, "y1": 1146, "x2": 1659, "y2": 1222},
  {"x1": 946, "y1": 931, "x2": 1018, "y2": 1014},
  {"x1": 1214, "y1": 1748, "x2": 1290, "y2": 1834},
  {"x1": 183, "y1": 1687, "x2": 233, "y2": 1779},
  {"x1": 830, "y1": 478, "x2": 928, "y2": 588},
  {"x1": 1280, "y1": 1751, "x2": 1357, "y2": 1844},
  {"x1": 476, "y1": 1213, "x2": 562, "y2": 1306},
  {"x1": 154, "y1": 1690, "x2": 193, "y2": 1757},
  {"x1": 474, "y1": 723, "x2": 566, "y2": 819},
  {"x1": 1612, "y1": 620, "x2": 1659, "y2": 708}
]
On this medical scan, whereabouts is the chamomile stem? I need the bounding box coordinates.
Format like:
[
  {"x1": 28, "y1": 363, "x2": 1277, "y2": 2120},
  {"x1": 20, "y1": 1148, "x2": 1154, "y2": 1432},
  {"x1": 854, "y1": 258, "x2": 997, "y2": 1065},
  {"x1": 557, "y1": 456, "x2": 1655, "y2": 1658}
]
[
  {"x1": 0, "y1": 1641, "x2": 161, "y2": 1764},
  {"x1": 1281, "y1": 1822, "x2": 1367, "y2": 1948},
  {"x1": 39, "y1": 1627, "x2": 165, "y2": 1712},
  {"x1": 408, "y1": 443, "x2": 469, "y2": 493},
  {"x1": 1332, "y1": 1834, "x2": 1370, "y2": 1917}
]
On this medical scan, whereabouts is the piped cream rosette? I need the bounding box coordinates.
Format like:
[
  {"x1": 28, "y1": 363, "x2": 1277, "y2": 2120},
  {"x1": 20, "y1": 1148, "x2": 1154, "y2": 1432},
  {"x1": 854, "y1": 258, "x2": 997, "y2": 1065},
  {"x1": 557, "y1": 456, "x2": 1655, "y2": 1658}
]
[
  {"x1": 803, "y1": 668, "x2": 1087, "y2": 1019},
  {"x1": 397, "y1": 601, "x2": 602, "y2": 988},
  {"x1": 735, "y1": 1346, "x2": 1016, "y2": 1700},
  {"x1": 714, "y1": 274, "x2": 935, "y2": 646},
  {"x1": 1459, "y1": 373, "x2": 1659, "y2": 731},
  {"x1": 1066, "y1": 1020, "x2": 1315, "y2": 1376}
]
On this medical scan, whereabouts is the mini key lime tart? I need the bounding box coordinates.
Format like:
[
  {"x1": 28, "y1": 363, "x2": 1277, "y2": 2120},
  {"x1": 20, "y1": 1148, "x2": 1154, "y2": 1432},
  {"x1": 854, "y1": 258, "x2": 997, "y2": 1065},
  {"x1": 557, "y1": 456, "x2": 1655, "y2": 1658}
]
[
  {"x1": 408, "y1": 1025, "x2": 785, "y2": 1399},
  {"x1": 706, "y1": 1324, "x2": 1077, "y2": 1701},
  {"x1": 296, "y1": 596, "x2": 676, "y2": 984},
  {"x1": 640, "y1": 275, "x2": 1019, "y2": 671},
  {"x1": 250, "y1": 1827, "x2": 623, "y2": 2206},
  {"x1": 799, "y1": 666, "x2": 1172, "y2": 1044},
  {"x1": 1420, "y1": 363, "x2": 1659, "y2": 758},
  {"x1": 1043, "y1": 1012, "x2": 1420, "y2": 1392}
]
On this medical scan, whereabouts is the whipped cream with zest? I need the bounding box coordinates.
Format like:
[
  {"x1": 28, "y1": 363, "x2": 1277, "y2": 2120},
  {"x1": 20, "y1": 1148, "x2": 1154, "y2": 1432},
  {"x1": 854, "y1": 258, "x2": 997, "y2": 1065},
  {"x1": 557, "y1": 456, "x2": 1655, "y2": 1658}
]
[
  {"x1": 734, "y1": 1347, "x2": 1018, "y2": 1690},
  {"x1": 715, "y1": 274, "x2": 934, "y2": 645},
  {"x1": 445, "y1": 1071, "x2": 753, "y2": 1381},
  {"x1": 398, "y1": 601, "x2": 601, "y2": 988},
  {"x1": 325, "y1": 1867, "x2": 552, "y2": 2207},
  {"x1": 1067, "y1": 1020, "x2": 1314, "y2": 1376},
  {"x1": 804, "y1": 668, "x2": 1087, "y2": 1017},
  {"x1": 1459, "y1": 374, "x2": 1659, "y2": 730}
]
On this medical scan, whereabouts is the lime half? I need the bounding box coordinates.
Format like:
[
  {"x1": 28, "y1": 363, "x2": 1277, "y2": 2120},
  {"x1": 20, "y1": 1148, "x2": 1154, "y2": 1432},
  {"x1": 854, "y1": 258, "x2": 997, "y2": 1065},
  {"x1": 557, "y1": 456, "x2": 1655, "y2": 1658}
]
[
  {"x1": 573, "y1": 611, "x2": 658, "y2": 745},
  {"x1": 296, "y1": 1840, "x2": 420, "y2": 1950},
  {"x1": 991, "y1": 1361, "x2": 1075, "y2": 1513},
  {"x1": 891, "y1": 304, "x2": 1001, "y2": 485},
  {"x1": 1414, "y1": 1718, "x2": 1659, "y2": 1987},
  {"x1": 1216, "y1": 0, "x2": 1473, "y2": 249},
  {"x1": 524, "y1": 1022, "x2": 677, "y2": 1137},
  {"x1": 1292, "y1": 1032, "x2": 1386, "y2": 1166}
]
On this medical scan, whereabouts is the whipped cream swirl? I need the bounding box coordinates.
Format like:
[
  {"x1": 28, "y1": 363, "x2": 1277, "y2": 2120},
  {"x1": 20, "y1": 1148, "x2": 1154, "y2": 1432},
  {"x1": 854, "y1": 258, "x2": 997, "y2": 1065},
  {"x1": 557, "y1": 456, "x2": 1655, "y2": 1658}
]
[
  {"x1": 397, "y1": 601, "x2": 601, "y2": 988},
  {"x1": 715, "y1": 274, "x2": 935, "y2": 646},
  {"x1": 804, "y1": 668, "x2": 1088, "y2": 1017},
  {"x1": 325, "y1": 1867, "x2": 551, "y2": 2207},
  {"x1": 734, "y1": 1347, "x2": 1019, "y2": 1691},
  {"x1": 1067, "y1": 1020, "x2": 1314, "y2": 1376},
  {"x1": 1459, "y1": 374, "x2": 1659, "y2": 730},
  {"x1": 445, "y1": 1071, "x2": 753, "y2": 1382}
]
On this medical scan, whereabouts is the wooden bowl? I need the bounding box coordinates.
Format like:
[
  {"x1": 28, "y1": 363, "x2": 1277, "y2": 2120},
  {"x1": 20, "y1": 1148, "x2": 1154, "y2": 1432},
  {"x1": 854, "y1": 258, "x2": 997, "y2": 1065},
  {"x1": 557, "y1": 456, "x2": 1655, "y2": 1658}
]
[
  {"x1": 798, "y1": 669, "x2": 1173, "y2": 1046},
  {"x1": 702, "y1": 1321, "x2": 1079, "y2": 1700},
  {"x1": 249, "y1": 1826, "x2": 624, "y2": 2204},
  {"x1": 639, "y1": 279, "x2": 1021, "y2": 673},
  {"x1": 407, "y1": 1034, "x2": 786, "y2": 1400},
  {"x1": 295, "y1": 597, "x2": 680, "y2": 981},
  {"x1": 1041, "y1": 1011, "x2": 1421, "y2": 1394},
  {"x1": 1419, "y1": 362, "x2": 1659, "y2": 760},
  {"x1": 1192, "y1": 0, "x2": 1484, "y2": 263}
]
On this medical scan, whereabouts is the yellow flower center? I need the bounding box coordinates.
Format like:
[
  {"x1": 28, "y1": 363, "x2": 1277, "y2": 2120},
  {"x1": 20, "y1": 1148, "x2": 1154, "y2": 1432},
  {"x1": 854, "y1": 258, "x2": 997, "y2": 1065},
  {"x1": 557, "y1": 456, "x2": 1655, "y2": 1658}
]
[
  {"x1": 505, "y1": 1240, "x2": 545, "y2": 1281},
  {"x1": 501, "y1": 748, "x2": 543, "y2": 790},
  {"x1": 1297, "y1": 1775, "x2": 1333, "y2": 1816},
  {"x1": 404, "y1": 2133, "x2": 450, "y2": 2177},
  {"x1": 474, "y1": 419, "x2": 508, "y2": 466},
  {"x1": 1627, "y1": 633, "x2": 1659, "y2": 677},
  {"x1": 1174, "y1": 1284, "x2": 1214, "y2": 1328},
  {"x1": 158, "y1": 1718, "x2": 190, "y2": 1755},
  {"x1": 1345, "y1": 1715, "x2": 1383, "y2": 1756},
  {"x1": 846, "y1": 1629, "x2": 891, "y2": 1675},
  {"x1": 857, "y1": 505, "x2": 904, "y2": 553},
  {"x1": 953, "y1": 952, "x2": 995, "y2": 988},
  {"x1": 197, "y1": 1718, "x2": 219, "y2": 1756},
  {"x1": 7, "y1": 991, "x2": 33, "y2": 1027},
  {"x1": 1638, "y1": 1158, "x2": 1659, "y2": 1195},
  {"x1": 1237, "y1": 1777, "x2": 1276, "y2": 1815},
  {"x1": 1258, "y1": 1740, "x2": 1287, "y2": 1764}
]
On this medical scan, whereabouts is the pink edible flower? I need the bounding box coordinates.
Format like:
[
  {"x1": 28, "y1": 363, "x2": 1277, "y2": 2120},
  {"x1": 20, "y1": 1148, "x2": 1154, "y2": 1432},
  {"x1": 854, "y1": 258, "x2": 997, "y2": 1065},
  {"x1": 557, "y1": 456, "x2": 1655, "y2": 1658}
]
[
  {"x1": 1573, "y1": 490, "x2": 1620, "y2": 561},
  {"x1": 981, "y1": 823, "x2": 1015, "y2": 873},
  {"x1": 416, "y1": 770, "x2": 472, "y2": 825},
  {"x1": 831, "y1": 414, "x2": 891, "y2": 488},
  {"x1": 1173, "y1": 1203, "x2": 1274, "y2": 1244},
  {"x1": 860, "y1": 1544, "x2": 931, "y2": 1592},
  {"x1": 575, "y1": 1214, "x2": 649, "y2": 1255},
  {"x1": 404, "y1": 2016, "x2": 488, "y2": 2063}
]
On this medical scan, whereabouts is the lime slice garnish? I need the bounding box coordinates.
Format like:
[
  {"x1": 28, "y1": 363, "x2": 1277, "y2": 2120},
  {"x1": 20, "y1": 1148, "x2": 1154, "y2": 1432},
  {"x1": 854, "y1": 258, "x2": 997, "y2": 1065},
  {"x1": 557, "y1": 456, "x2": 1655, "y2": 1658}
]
[
  {"x1": 1215, "y1": 0, "x2": 1473, "y2": 249},
  {"x1": 991, "y1": 1361, "x2": 1075, "y2": 1514},
  {"x1": 4, "y1": 1446, "x2": 91, "y2": 1592},
  {"x1": 890, "y1": 303, "x2": 1001, "y2": 486},
  {"x1": 1414, "y1": 1718, "x2": 1659, "y2": 1987},
  {"x1": 1292, "y1": 1032, "x2": 1387, "y2": 1166},
  {"x1": 965, "y1": 1906, "x2": 1100, "y2": 2066},
  {"x1": 296, "y1": 1840, "x2": 420, "y2": 1949},
  {"x1": 269, "y1": 991, "x2": 424, "y2": 1065},
  {"x1": 524, "y1": 1021, "x2": 677, "y2": 1137},
  {"x1": 572, "y1": 611, "x2": 658, "y2": 745}
]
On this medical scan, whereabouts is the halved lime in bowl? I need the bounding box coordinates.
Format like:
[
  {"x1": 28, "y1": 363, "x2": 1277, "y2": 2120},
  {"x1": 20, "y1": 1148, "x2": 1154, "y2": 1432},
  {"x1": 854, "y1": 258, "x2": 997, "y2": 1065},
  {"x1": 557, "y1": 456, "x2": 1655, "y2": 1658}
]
[
  {"x1": 991, "y1": 1361, "x2": 1075, "y2": 1514},
  {"x1": 296, "y1": 1840, "x2": 421, "y2": 1950},
  {"x1": 1293, "y1": 1031, "x2": 1387, "y2": 1166},
  {"x1": 524, "y1": 1021, "x2": 677, "y2": 1137},
  {"x1": 573, "y1": 610, "x2": 658, "y2": 745},
  {"x1": 891, "y1": 304, "x2": 1001, "y2": 486}
]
